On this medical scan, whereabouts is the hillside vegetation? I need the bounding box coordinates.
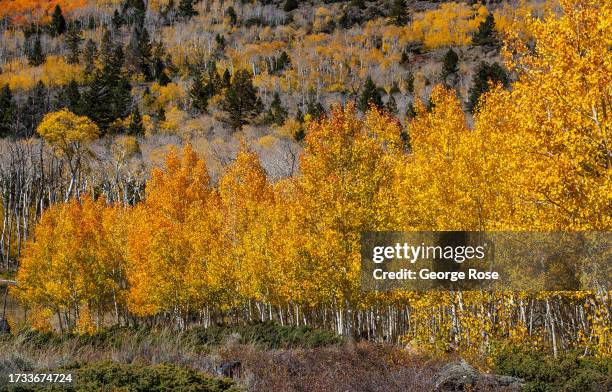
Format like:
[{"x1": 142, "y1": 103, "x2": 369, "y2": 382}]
[{"x1": 0, "y1": 0, "x2": 610, "y2": 389}]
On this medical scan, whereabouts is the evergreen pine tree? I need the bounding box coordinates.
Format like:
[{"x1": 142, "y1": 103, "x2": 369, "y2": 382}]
[
  {"x1": 405, "y1": 73, "x2": 414, "y2": 94},
  {"x1": 272, "y1": 51, "x2": 291, "y2": 74},
  {"x1": 405, "y1": 101, "x2": 416, "y2": 119},
  {"x1": 157, "y1": 106, "x2": 166, "y2": 121},
  {"x1": 222, "y1": 69, "x2": 231, "y2": 88},
  {"x1": 350, "y1": 0, "x2": 366, "y2": 10},
  {"x1": 127, "y1": 26, "x2": 152, "y2": 78},
  {"x1": 0, "y1": 85, "x2": 15, "y2": 137},
  {"x1": 178, "y1": 0, "x2": 198, "y2": 18},
  {"x1": 190, "y1": 74, "x2": 210, "y2": 112},
  {"x1": 284, "y1": 0, "x2": 298, "y2": 12},
  {"x1": 226, "y1": 6, "x2": 237, "y2": 25},
  {"x1": 295, "y1": 108, "x2": 304, "y2": 122},
  {"x1": 112, "y1": 9, "x2": 124, "y2": 29},
  {"x1": 83, "y1": 39, "x2": 97, "y2": 75},
  {"x1": 58, "y1": 79, "x2": 82, "y2": 114},
  {"x1": 441, "y1": 48, "x2": 459, "y2": 79},
  {"x1": 50, "y1": 5, "x2": 67, "y2": 36},
  {"x1": 27, "y1": 35, "x2": 46, "y2": 66},
  {"x1": 472, "y1": 14, "x2": 500, "y2": 48},
  {"x1": 384, "y1": 94, "x2": 398, "y2": 115},
  {"x1": 264, "y1": 92, "x2": 288, "y2": 126},
  {"x1": 306, "y1": 99, "x2": 325, "y2": 119},
  {"x1": 219, "y1": 70, "x2": 263, "y2": 130},
  {"x1": 390, "y1": 0, "x2": 408, "y2": 26},
  {"x1": 82, "y1": 40, "x2": 131, "y2": 132},
  {"x1": 151, "y1": 41, "x2": 171, "y2": 85},
  {"x1": 25, "y1": 81, "x2": 47, "y2": 137},
  {"x1": 468, "y1": 62, "x2": 509, "y2": 112},
  {"x1": 127, "y1": 106, "x2": 145, "y2": 135},
  {"x1": 65, "y1": 25, "x2": 83, "y2": 64},
  {"x1": 358, "y1": 76, "x2": 383, "y2": 112}
]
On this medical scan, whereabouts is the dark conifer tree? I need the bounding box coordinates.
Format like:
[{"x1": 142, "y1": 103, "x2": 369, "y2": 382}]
[
  {"x1": 0, "y1": 85, "x2": 15, "y2": 137},
  {"x1": 25, "y1": 81, "x2": 48, "y2": 137},
  {"x1": 226, "y1": 6, "x2": 237, "y2": 25},
  {"x1": 405, "y1": 73, "x2": 414, "y2": 94},
  {"x1": 150, "y1": 42, "x2": 172, "y2": 85},
  {"x1": 83, "y1": 39, "x2": 97, "y2": 75},
  {"x1": 156, "y1": 106, "x2": 166, "y2": 122},
  {"x1": 468, "y1": 62, "x2": 509, "y2": 112},
  {"x1": 405, "y1": 101, "x2": 416, "y2": 119},
  {"x1": 295, "y1": 108, "x2": 304, "y2": 123},
  {"x1": 358, "y1": 76, "x2": 383, "y2": 112},
  {"x1": 350, "y1": 0, "x2": 366, "y2": 10},
  {"x1": 112, "y1": 9, "x2": 124, "y2": 29},
  {"x1": 65, "y1": 24, "x2": 83, "y2": 64},
  {"x1": 190, "y1": 74, "x2": 210, "y2": 113},
  {"x1": 385, "y1": 95, "x2": 398, "y2": 115},
  {"x1": 306, "y1": 99, "x2": 325, "y2": 119},
  {"x1": 271, "y1": 51, "x2": 290, "y2": 74},
  {"x1": 82, "y1": 37, "x2": 131, "y2": 132},
  {"x1": 127, "y1": 26, "x2": 152, "y2": 78},
  {"x1": 50, "y1": 5, "x2": 67, "y2": 36},
  {"x1": 264, "y1": 92, "x2": 288, "y2": 126},
  {"x1": 222, "y1": 69, "x2": 231, "y2": 88},
  {"x1": 472, "y1": 14, "x2": 500, "y2": 48},
  {"x1": 399, "y1": 50, "x2": 409, "y2": 66},
  {"x1": 442, "y1": 48, "x2": 459, "y2": 79},
  {"x1": 390, "y1": 0, "x2": 408, "y2": 26},
  {"x1": 284, "y1": 0, "x2": 298, "y2": 12},
  {"x1": 58, "y1": 79, "x2": 82, "y2": 114},
  {"x1": 178, "y1": 0, "x2": 198, "y2": 18},
  {"x1": 27, "y1": 35, "x2": 46, "y2": 66},
  {"x1": 127, "y1": 106, "x2": 145, "y2": 135},
  {"x1": 220, "y1": 70, "x2": 263, "y2": 130}
]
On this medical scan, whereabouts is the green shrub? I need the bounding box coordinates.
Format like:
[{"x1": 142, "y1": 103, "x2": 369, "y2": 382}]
[
  {"x1": 185, "y1": 321, "x2": 342, "y2": 349},
  {"x1": 493, "y1": 346, "x2": 612, "y2": 392},
  {"x1": 1, "y1": 362, "x2": 240, "y2": 392}
]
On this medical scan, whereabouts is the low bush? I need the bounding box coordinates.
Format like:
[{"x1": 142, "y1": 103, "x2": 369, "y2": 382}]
[
  {"x1": 1, "y1": 362, "x2": 240, "y2": 392},
  {"x1": 185, "y1": 321, "x2": 342, "y2": 349},
  {"x1": 493, "y1": 346, "x2": 612, "y2": 392}
]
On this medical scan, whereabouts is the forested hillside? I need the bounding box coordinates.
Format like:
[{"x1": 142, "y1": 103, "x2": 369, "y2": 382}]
[
  {"x1": 0, "y1": 0, "x2": 553, "y2": 266},
  {"x1": 0, "y1": 0, "x2": 610, "y2": 385}
]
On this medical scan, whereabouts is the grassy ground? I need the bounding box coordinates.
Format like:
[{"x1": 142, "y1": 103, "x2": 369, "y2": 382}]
[{"x1": 0, "y1": 322, "x2": 609, "y2": 391}]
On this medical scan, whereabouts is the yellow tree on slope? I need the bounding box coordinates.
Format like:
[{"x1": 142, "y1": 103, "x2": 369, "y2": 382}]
[
  {"x1": 477, "y1": 0, "x2": 612, "y2": 230},
  {"x1": 125, "y1": 144, "x2": 216, "y2": 327},
  {"x1": 16, "y1": 196, "x2": 123, "y2": 332}
]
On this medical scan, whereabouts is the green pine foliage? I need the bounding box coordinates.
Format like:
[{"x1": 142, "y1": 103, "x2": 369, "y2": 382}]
[
  {"x1": 468, "y1": 62, "x2": 509, "y2": 112},
  {"x1": 219, "y1": 70, "x2": 263, "y2": 130},
  {"x1": 284, "y1": 0, "x2": 299, "y2": 12},
  {"x1": 264, "y1": 92, "x2": 288, "y2": 126},
  {"x1": 50, "y1": 5, "x2": 67, "y2": 36},
  {"x1": 472, "y1": 13, "x2": 500, "y2": 48},
  {"x1": 0, "y1": 85, "x2": 15, "y2": 138},
  {"x1": 390, "y1": 0, "x2": 408, "y2": 26},
  {"x1": 358, "y1": 76, "x2": 383, "y2": 113},
  {"x1": 27, "y1": 35, "x2": 46, "y2": 67},
  {"x1": 384, "y1": 94, "x2": 398, "y2": 115},
  {"x1": 190, "y1": 74, "x2": 210, "y2": 113},
  {"x1": 494, "y1": 346, "x2": 612, "y2": 392},
  {"x1": 127, "y1": 106, "x2": 145, "y2": 136},
  {"x1": 65, "y1": 25, "x2": 83, "y2": 64},
  {"x1": 178, "y1": 0, "x2": 198, "y2": 19},
  {"x1": 441, "y1": 48, "x2": 459, "y2": 79}
]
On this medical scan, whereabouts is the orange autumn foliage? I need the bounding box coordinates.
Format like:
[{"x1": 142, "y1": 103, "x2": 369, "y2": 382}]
[{"x1": 0, "y1": 0, "x2": 88, "y2": 25}]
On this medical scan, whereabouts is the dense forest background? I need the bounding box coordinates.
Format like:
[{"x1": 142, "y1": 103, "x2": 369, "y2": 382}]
[
  {"x1": 0, "y1": 0, "x2": 548, "y2": 267},
  {"x1": 0, "y1": 0, "x2": 610, "y2": 379}
]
